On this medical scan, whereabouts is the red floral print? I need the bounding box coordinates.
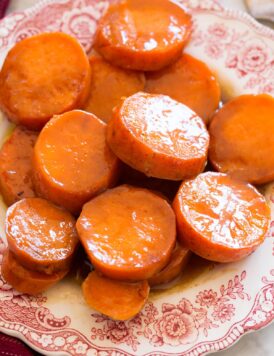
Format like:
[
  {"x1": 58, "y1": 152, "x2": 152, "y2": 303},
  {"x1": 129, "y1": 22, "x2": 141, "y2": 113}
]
[
  {"x1": 0, "y1": 1, "x2": 273, "y2": 355},
  {"x1": 106, "y1": 321, "x2": 131, "y2": 343},
  {"x1": 196, "y1": 289, "x2": 218, "y2": 307},
  {"x1": 205, "y1": 43, "x2": 223, "y2": 58},
  {"x1": 208, "y1": 23, "x2": 229, "y2": 40},
  {"x1": 154, "y1": 308, "x2": 198, "y2": 346},
  {"x1": 236, "y1": 39, "x2": 269, "y2": 74},
  {"x1": 212, "y1": 303, "x2": 235, "y2": 323}
]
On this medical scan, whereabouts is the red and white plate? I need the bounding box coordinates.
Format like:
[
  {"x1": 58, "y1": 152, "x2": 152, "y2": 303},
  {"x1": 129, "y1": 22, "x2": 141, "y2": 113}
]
[{"x1": 0, "y1": 1, "x2": 273, "y2": 355}]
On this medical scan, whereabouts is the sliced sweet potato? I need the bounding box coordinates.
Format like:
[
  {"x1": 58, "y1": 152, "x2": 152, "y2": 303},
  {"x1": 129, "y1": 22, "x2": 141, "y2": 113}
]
[
  {"x1": 6, "y1": 198, "x2": 79, "y2": 274},
  {"x1": 0, "y1": 33, "x2": 91, "y2": 129},
  {"x1": 82, "y1": 270, "x2": 149, "y2": 320},
  {"x1": 0, "y1": 126, "x2": 38, "y2": 206},
  {"x1": 77, "y1": 185, "x2": 176, "y2": 280},
  {"x1": 1, "y1": 249, "x2": 68, "y2": 295},
  {"x1": 94, "y1": 0, "x2": 192, "y2": 71},
  {"x1": 173, "y1": 172, "x2": 270, "y2": 262}
]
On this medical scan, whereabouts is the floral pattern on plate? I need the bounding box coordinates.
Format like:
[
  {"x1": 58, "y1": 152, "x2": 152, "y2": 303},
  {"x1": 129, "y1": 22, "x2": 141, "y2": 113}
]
[{"x1": 0, "y1": 0, "x2": 273, "y2": 355}]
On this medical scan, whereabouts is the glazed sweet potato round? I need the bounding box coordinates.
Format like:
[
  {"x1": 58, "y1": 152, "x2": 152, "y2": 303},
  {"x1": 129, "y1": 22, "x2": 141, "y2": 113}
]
[
  {"x1": 77, "y1": 185, "x2": 176, "y2": 281},
  {"x1": 6, "y1": 198, "x2": 79, "y2": 274},
  {"x1": 0, "y1": 126, "x2": 38, "y2": 206},
  {"x1": 173, "y1": 172, "x2": 270, "y2": 263},
  {"x1": 145, "y1": 53, "x2": 221, "y2": 123},
  {"x1": 84, "y1": 54, "x2": 145, "y2": 123},
  {"x1": 209, "y1": 94, "x2": 274, "y2": 184},
  {"x1": 94, "y1": 0, "x2": 192, "y2": 71},
  {"x1": 1, "y1": 249, "x2": 69, "y2": 295},
  {"x1": 82, "y1": 271, "x2": 149, "y2": 320},
  {"x1": 33, "y1": 110, "x2": 120, "y2": 214},
  {"x1": 0, "y1": 32, "x2": 91, "y2": 130},
  {"x1": 107, "y1": 92, "x2": 209, "y2": 180},
  {"x1": 148, "y1": 243, "x2": 191, "y2": 287}
]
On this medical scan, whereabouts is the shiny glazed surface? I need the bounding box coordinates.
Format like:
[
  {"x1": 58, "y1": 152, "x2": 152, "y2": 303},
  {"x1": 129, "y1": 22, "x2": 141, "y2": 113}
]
[
  {"x1": 33, "y1": 110, "x2": 119, "y2": 213},
  {"x1": 148, "y1": 244, "x2": 191, "y2": 287},
  {"x1": 0, "y1": 126, "x2": 38, "y2": 206},
  {"x1": 94, "y1": 0, "x2": 192, "y2": 70},
  {"x1": 1, "y1": 249, "x2": 68, "y2": 295},
  {"x1": 77, "y1": 185, "x2": 176, "y2": 280},
  {"x1": 107, "y1": 92, "x2": 209, "y2": 180},
  {"x1": 121, "y1": 92, "x2": 208, "y2": 158},
  {"x1": 84, "y1": 54, "x2": 145, "y2": 123},
  {"x1": 0, "y1": 33, "x2": 91, "y2": 129},
  {"x1": 145, "y1": 53, "x2": 221, "y2": 123},
  {"x1": 209, "y1": 94, "x2": 274, "y2": 184},
  {"x1": 6, "y1": 198, "x2": 78, "y2": 267},
  {"x1": 82, "y1": 271, "x2": 149, "y2": 320},
  {"x1": 173, "y1": 172, "x2": 270, "y2": 261}
]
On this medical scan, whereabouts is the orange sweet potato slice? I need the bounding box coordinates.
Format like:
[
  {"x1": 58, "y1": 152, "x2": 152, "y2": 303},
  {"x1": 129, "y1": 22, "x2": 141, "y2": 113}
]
[{"x1": 82, "y1": 270, "x2": 149, "y2": 320}]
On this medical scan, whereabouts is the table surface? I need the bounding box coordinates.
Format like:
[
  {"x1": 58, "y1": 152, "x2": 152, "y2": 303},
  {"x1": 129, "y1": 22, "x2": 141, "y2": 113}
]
[{"x1": 3, "y1": 0, "x2": 274, "y2": 355}]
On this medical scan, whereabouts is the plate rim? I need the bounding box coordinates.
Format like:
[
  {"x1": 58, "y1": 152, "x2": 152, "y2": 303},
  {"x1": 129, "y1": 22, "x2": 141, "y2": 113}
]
[{"x1": 0, "y1": 1, "x2": 273, "y2": 355}]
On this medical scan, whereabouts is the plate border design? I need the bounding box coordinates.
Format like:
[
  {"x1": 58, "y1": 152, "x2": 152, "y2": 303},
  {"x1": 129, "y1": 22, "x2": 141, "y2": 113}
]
[{"x1": 0, "y1": 1, "x2": 273, "y2": 355}]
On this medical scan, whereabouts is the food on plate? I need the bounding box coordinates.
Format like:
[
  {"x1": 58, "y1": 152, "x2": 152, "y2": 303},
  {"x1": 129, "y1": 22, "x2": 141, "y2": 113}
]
[
  {"x1": 84, "y1": 54, "x2": 145, "y2": 123},
  {"x1": 209, "y1": 94, "x2": 274, "y2": 184},
  {"x1": 6, "y1": 198, "x2": 79, "y2": 274},
  {"x1": 145, "y1": 53, "x2": 221, "y2": 123},
  {"x1": 0, "y1": 3, "x2": 271, "y2": 322},
  {"x1": 94, "y1": 0, "x2": 192, "y2": 71},
  {"x1": 0, "y1": 32, "x2": 91, "y2": 130},
  {"x1": 107, "y1": 92, "x2": 209, "y2": 180},
  {"x1": 82, "y1": 271, "x2": 149, "y2": 320},
  {"x1": 77, "y1": 185, "x2": 176, "y2": 281},
  {"x1": 0, "y1": 126, "x2": 38, "y2": 206},
  {"x1": 148, "y1": 243, "x2": 191, "y2": 286},
  {"x1": 1, "y1": 249, "x2": 69, "y2": 295},
  {"x1": 120, "y1": 164, "x2": 181, "y2": 201},
  {"x1": 173, "y1": 172, "x2": 270, "y2": 263},
  {"x1": 33, "y1": 110, "x2": 120, "y2": 214}
]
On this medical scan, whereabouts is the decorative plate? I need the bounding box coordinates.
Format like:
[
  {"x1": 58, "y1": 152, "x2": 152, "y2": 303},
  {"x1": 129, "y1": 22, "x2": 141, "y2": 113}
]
[{"x1": 0, "y1": 1, "x2": 273, "y2": 355}]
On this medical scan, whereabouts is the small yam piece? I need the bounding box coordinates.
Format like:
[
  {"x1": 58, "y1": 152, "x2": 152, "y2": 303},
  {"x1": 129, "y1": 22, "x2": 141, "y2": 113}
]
[
  {"x1": 77, "y1": 185, "x2": 176, "y2": 280},
  {"x1": 94, "y1": 0, "x2": 192, "y2": 71},
  {"x1": 0, "y1": 126, "x2": 38, "y2": 206},
  {"x1": 1, "y1": 249, "x2": 68, "y2": 295},
  {"x1": 173, "y1": 172, "x2": 270, "y2": 262},
  {"x1": 82, "y1": 271, "x2": 149, "y2": 320},
  {"x1": 84, "y1": 54, "x2": 145, "y2": 123},
  {"x1": 145, "y1": 53, "x2": 221, "y2": 123},
  {"x1": 6, "y1": 198, "x2": 79, "y2": 274},
  {"x1": 148, "y1": 244, "x2": 191, "y2": 286},
  {"x1": 107, "y1": 92, "x2": 209, "y2": 180},
  {"x1": 209, "y1": 94, "x2": 274, "y2": 184},
  {"x1": 120, "y1": 164, "x2": 180, "y2": 201},
  {"x1": 0, "y1": 33, "x2": 91, "y2": 130},
  {"x1": 33, "y1": 110, "x2": 120, "y2": 214}
]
